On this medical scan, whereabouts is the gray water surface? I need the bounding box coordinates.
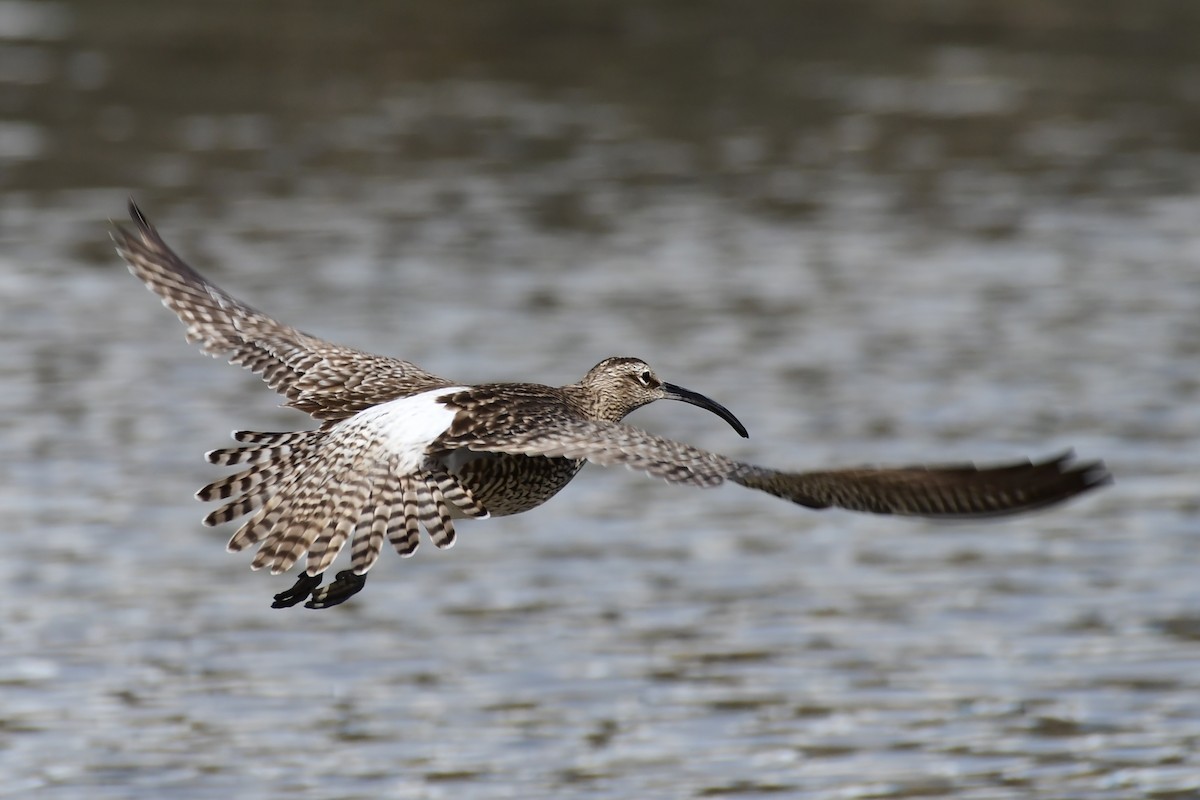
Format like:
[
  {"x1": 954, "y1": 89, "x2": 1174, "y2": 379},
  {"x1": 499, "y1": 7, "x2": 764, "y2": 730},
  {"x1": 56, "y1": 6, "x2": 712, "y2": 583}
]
[{"x1": 3, "y1": 3, "x2": 1199, "y2": 798}]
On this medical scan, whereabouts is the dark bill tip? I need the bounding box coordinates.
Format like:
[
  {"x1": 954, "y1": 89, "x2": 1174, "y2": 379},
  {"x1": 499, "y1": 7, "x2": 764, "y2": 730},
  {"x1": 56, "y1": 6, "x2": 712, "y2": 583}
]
[{"x1": 661, "y1": 382, "x2": 750, "y2": 438}]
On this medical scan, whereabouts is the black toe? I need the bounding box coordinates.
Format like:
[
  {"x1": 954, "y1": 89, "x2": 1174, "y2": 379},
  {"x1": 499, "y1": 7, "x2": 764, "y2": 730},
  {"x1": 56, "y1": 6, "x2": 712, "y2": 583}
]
[
  {"x1": 271, "y1": 572, "x2": 323, "y2": 608},
  {"x1": 305, "y1": 570, "x2": 367, "y2": 609}
]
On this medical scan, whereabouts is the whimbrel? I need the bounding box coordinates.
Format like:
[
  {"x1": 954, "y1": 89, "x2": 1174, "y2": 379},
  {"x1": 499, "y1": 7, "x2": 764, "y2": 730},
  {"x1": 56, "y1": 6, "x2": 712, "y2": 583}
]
[{"x1": 112, "y1": 201, "x2": 1110, "y2": 609}]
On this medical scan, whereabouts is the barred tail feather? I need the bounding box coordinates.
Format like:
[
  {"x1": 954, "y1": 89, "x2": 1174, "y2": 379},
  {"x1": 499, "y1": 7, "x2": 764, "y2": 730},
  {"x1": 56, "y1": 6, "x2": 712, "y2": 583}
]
[
  {"x1": 203, "y1": 433, "x2": 327, "y2": 526},
  {"x1": 421, "y1": 476, "x2": 457, "y2": 549},
  {"x1": 205, "y1": 493, "x2": 263, "y2": 528},
  {"x1": 258, "y1": 442, "x2": 371, "y2": 575},
  {"x1": 307, "y1": 458, "x2": 373, "y2": 576},
  {"x1": 348, "y1": 502, "x2": 382, "y2": 575},
  {"x1": 251, "y1": 468, "x2": 331, "y2": 574},
  {"x1": 295, "y1": 449, "x2": 353, "y2": 575},
  {"x1": 228, "y1": 492, "x2": 286, "y2": 553},
  {"x1": 430, "y1": 471, "x2": 489, "y2": 519},
  {"x1": 202, "y1": 469, "x2": 300, "y2": 527},
  {"x1": 389, "y1": 476, "x2": 422, "y2": 557},
  {"x1": 349, "y1": 459, "x2": 400, "y2": 575},
  {"x1": 199, "y1": 444, "x2": 317, "y2": 523},
  {"x1": 206, "y1": 430, "x2": 320, "y2": 467}
]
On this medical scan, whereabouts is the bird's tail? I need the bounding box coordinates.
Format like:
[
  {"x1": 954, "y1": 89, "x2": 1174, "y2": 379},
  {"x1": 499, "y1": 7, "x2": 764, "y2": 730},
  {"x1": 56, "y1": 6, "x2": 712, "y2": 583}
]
[{"x1": 199, "y1": 430, "x2": 488, "y2": 578}]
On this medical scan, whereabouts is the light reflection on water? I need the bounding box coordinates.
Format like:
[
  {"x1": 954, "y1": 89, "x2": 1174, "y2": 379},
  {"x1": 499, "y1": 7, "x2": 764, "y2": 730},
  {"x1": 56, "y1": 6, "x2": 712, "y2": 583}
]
[{"x1": 3, "y1": 2, "x2": 1200, "y2": 798}]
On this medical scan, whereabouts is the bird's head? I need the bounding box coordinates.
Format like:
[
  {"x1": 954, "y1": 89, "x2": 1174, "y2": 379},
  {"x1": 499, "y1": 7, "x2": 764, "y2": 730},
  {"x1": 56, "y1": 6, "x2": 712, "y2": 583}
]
[{"x1": 579, "y1": 356, "x2": 749, "y2": 437}]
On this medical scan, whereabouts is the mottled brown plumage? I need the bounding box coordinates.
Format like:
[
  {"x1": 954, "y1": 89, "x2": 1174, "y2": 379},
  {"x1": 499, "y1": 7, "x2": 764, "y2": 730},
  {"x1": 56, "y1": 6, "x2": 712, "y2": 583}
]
[
  {"x1": 112, "y1": 200, "x2": 1111, "y2": 609},
  {"x1": 113, "y1": 202, "x2": 454, "y2": 420}
]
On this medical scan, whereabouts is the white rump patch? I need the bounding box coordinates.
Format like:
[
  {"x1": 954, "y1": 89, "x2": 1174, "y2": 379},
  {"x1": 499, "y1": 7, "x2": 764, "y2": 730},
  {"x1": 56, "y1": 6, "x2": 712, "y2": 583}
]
[{"x1": 337, "y1": 387, "x2": 467, "y2": 472}]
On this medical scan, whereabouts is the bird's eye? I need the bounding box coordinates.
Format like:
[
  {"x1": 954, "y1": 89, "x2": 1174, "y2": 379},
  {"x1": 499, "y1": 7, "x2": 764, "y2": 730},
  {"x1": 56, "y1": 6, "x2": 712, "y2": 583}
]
[{"x1": 637, "y1": 369, "x2": 654, "y2": 386}]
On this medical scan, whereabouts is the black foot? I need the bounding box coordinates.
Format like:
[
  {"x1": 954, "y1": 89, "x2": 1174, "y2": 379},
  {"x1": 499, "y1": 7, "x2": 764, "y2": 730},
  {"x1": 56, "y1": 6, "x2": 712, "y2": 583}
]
[
  {"x1": 271, "y1": 572, "x2": 323, "y2": 608},
  {"x1": 305, "y1": 570, "x2": 367, "y2": 609}
]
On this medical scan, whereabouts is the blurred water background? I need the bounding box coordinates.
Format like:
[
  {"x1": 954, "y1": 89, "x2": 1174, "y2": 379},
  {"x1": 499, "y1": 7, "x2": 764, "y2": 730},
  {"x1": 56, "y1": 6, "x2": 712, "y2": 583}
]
[{"x1": 2, "y1": 1, "x2": 1199, "y2": 797}]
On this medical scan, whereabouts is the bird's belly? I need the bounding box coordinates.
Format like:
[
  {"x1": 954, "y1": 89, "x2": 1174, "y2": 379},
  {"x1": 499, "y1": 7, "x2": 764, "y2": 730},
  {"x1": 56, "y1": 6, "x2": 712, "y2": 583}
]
[{"x1": 442, "y1": 451, "x2": 585, "y2": 517}]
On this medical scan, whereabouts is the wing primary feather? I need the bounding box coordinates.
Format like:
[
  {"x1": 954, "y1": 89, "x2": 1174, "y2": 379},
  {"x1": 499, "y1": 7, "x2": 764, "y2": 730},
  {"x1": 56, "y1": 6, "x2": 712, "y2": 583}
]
[{"x1": 112, "y1": 203, "x2": 456, "y2": 420}]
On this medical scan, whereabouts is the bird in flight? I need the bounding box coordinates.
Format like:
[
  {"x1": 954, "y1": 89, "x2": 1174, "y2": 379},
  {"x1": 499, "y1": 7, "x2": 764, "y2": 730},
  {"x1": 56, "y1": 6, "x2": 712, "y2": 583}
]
[{"x1": 112, "y1": 201, "x2": 1110, "y2": 609}]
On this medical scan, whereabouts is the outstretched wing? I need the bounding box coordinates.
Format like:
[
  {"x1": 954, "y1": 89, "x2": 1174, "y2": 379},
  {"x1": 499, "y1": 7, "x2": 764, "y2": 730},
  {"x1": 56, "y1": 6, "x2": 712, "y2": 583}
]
[
  {"x1": 729, "y1": 453, "x2": 1109, "y2": 518},
  {"x1": 438, "y1": 414, "x2": 1110, "y2": 519},
  {"x1": 111, "y1": 200, "x2": 455, "y2": 421}
]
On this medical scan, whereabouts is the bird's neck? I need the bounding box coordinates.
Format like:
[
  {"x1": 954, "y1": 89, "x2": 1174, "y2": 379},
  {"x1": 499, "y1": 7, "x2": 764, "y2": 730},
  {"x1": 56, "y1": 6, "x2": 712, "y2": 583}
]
[{"x1": 558, "y1": 382, "x2": 637, "y2": 424}]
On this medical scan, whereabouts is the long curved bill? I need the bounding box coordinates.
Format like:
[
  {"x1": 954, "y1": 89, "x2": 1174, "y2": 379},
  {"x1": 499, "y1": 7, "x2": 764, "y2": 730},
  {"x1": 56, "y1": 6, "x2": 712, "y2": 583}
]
[{"x1": 661, "y1": 382, "x2": 750, "y2": 438}]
